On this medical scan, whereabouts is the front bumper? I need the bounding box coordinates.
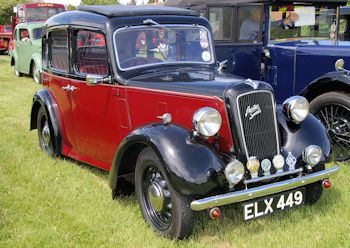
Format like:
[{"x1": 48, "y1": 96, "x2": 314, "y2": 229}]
[{"x1": 190, "y1": 166, "x2": 339, "y2": 211}]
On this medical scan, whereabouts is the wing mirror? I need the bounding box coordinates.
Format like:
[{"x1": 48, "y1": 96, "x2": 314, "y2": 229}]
[
  {"x1": 86, "y1": 75, "x2": 111, "y2": 86},
  {"x1": 335, "y1": 59, "x2": 345, "y2": 71},
  {"x1": 217, "y1": 60, "x2": 228, "y2": 73}
]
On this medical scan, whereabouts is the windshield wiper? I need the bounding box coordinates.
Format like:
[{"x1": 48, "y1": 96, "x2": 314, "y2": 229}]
[{"x1": 143, "y1": 19, "x2": 172, "y2": 32}]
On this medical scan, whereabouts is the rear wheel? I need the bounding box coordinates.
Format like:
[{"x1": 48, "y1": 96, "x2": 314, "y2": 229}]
[
  {"x1": 135, "y1": 148, "x2": 193, "y2": 239},
  {"x1": 37, "y1": 107, "x2": 56, "y2": 157},
  {"x1": 310, "y1": 92, "x2": 350, "y2": 162}
]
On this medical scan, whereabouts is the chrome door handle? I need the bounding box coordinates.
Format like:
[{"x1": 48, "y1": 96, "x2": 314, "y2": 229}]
[
  {"x1": 61, "y1": 85, "x2": 78, "y2": 92},
  {"x1": 61, "y1": 85, "x2": 71, "y2": 91}
]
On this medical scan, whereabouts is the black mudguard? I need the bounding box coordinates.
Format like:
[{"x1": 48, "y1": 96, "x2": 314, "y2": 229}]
[
  {"x1": 108, "y1": 124, "x2": 226, "y2": 197},
  {"x1": 277, "y1": 107, "x2": 332, "y2": 169},
  {"x1": 30, "y1": 89, "x2": 62, "y2": 154}
]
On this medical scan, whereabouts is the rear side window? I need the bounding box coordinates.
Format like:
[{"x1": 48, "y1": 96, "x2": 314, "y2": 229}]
[
  {"x1": 73, "y1": 30, "x2": 109, "y2": 76},
  {"x1": 49, "y1": 29, "x2": 69, "y2": 72},
  {"x1": 237, "y1": 6, "x2": 262, "y2": 42},
  {"x1": 209, "y1": 7, "x2": 233, "y2": 41}
]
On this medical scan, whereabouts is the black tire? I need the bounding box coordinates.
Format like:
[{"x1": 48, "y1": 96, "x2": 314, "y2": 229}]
[
  {"x1": 305, "y1": 163, "x2": 325, "y2": 205},
  {"x1": 37, "y1": 107, "x2": 57, "y2": 157},
  {"x1": 310, "y1": 92, "x2": 350, "y2": 162},
  {"x1": 135, "y1": 148, "x2": 194, "y2": 239}
]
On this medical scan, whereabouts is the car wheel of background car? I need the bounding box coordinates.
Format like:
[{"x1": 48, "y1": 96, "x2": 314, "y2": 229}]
[
  {"x1": 310, "y1": 92, "x2": 350, "y2": 162},
  {"x1": 135, "y1": 147, "x2": 193, "y2": 239},
  {"x1": 37, "y1": 107, "x2": 56, "y2": 157},
  {"x1": 32, "y1": 62, "x2": 41, "y2": 84},
  {"x1": 14, "y1": 60, "x2": 22, "y2": 77},
  {"x1": 305, "y1": 163, "x2": 325, "y2": 205}
]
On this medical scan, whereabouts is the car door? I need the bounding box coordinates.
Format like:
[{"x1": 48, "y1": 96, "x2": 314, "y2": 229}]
[
  {"x1": 17, "y1": 28, "x2": 32, "y2": 73},
  {"x1": 44, "y1": 28, "x2": 76, "y2": 149},
  {"x1": 69, "y1": 29, "x2": 128, "y2": 166}
]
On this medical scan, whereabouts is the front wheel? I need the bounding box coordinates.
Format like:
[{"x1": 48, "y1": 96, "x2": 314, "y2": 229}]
[
  {"x1": 310, "y1": 92, "x2": 350, "y2": 162},
  {"x1": 135, "y1": 148, "x2": 194, "y2": 239}
]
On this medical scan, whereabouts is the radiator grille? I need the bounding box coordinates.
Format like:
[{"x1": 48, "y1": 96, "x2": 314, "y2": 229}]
[{"x1": 237, "y1": 91, "x2": 279, "y2": 160}]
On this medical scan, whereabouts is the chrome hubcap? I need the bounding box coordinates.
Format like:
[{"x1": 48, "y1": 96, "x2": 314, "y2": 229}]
[
  {"x1": 42, "y1": 121, "x2": 50, "y2": 146},
  {"x1": 148, "y1": 182, "x2": 164, "y2": 212}
]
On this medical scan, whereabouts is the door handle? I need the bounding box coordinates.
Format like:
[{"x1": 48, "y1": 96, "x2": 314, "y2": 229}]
[{"x1": 61, "y1": 85, "x2": 78, "y2": 92}]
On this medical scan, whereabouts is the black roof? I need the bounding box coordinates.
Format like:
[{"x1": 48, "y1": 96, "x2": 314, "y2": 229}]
[
  {"x1": 77, "y1": 5, "x2": 199, "y2": 17},
  {"x1": 165, "y1": 0, "x2": 347, "y2": 8}
]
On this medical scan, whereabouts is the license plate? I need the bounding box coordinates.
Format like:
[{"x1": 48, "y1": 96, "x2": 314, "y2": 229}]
[{"x1": 243, "y1": 188, "x2": 305, "y2": 221}]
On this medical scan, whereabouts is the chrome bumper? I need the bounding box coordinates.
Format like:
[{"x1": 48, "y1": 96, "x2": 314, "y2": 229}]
[{"x1": 190, "y1": 166, "x2": 339, "y2": 211}]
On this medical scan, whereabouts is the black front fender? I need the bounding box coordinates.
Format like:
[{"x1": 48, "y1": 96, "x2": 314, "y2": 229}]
[
  {"x1": 277, "y1": 107, "x2": 331, "y2": 168},
  {"x1": 108, "y1": 124, "x2": 226, "y2": 196},
  {"x1": 30, "y1": 89, "x2": 62, "y2": 154}
]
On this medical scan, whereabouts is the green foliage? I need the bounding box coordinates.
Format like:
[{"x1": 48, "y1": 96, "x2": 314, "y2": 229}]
[
  {"x1": 0, "y1": 54, "x2": 349, "y2": 247},
  {"x1": 0, "y1": 0, "x2": 29, "y2": 25},
  {"x1": 67, "y1": 5, "x2": 77, "y2": 11},
  {"x1": 81, "y1": 0, "x2": 119, "y2": 5}
]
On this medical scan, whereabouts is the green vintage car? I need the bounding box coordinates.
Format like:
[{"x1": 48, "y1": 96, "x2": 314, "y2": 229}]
[{"x1": 11, "y1": 22, "x2": 44, "y2": 84}]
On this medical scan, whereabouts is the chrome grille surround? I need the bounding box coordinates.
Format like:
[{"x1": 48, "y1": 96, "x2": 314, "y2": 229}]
[{"x1": 236, "y1": 90, "x2": 280, "y2": 161}]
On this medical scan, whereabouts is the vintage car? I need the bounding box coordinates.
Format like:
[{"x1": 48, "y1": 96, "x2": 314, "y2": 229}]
[
  {"x1": 10, "y1": 22, "x2": 44, "y2": 83},
  {"x1": 0, "y1": 25, "x2": 12, "y2": 54},
  {"x1": 167, "y1": 0, "x2": 350, "y2": 162},
  {"x1": 30, "y1": 5, "x2": 339, "y2": 239}
]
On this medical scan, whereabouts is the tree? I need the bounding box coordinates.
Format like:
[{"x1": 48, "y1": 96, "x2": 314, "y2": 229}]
[
  {"x1": 81, "y1": 0, "x2": 118, "y2": 4},
  {"x1": 0, "y1": 0, "x2": 29, "y2": 25}
]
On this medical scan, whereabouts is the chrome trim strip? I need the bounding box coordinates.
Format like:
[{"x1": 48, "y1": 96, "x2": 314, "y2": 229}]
[
  {"x1": 244, "y1": 168, "x2": 303, "y2": 184},
  {"x1": 190, "y1": 166, "x2": 339, "y2": 211},
  {"x1": 236, "y1": 90, "x2": 280, "y2": 160}
]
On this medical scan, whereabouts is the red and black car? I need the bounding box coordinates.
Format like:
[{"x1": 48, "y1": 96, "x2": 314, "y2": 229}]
[{"x1": 30, "y1": 5, "x2": 339, "y2": 239}]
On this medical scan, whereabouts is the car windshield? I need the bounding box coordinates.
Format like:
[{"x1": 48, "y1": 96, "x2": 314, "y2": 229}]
[
  {"x1": 25, "y1": 7, "x2": 65, "y2": 22},
  {"x1": 114, "y1": 25, "x2": 214, "y2": 70},
  {"x1": 269, "y1": 5, "x2": 337, "y2": 41},
  {"x1": 32, "y1": 28, "x2": 43, "y2": 40}
]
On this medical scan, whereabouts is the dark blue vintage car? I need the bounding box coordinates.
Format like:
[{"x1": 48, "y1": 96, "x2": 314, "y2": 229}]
[{"x1": 167, "y1": 0, "x2": 350, "y2": 162}]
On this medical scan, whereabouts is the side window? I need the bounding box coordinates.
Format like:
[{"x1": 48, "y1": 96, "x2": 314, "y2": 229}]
[
  {"x1": 19, "y1": 28, "x2": 29, "y2": 41},
  {"x1": 73, "y1": 30, "x2": 109, "y2": 77},
  {"x1": 339, "y1": 15, "x2": 349, "y2": 41},
  {"x1": 49, "y1": 29, "x2": 69, "y2": 72},
  {"x1": 237, "y1": 6, "x2": 262, "y2": 42},
  {"x1": 209, "y1": 7, "x2": 233, "y2": 41}
]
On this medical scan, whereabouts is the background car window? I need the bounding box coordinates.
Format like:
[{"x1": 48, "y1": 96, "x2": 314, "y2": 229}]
[
  {"x1": 73, "y1": 30, "x2": 109, "y2": 76},
  {"x1": 49, "y1": 29, "x2": 69, "y2": 71},
  {"x1": 19, "y1": 29, "x2": 29, "y2": 41},
  {"x1": 339, "y1": 15, "x2": 349, "y2": 41},
  {"x1": 32, "y1": 28, "x2": 43, "y2": 40},
  {"x1": 238, "y1": 6, "x2": 262, "y2": 41},
  {"x1": 209, "y1": 7, "x2": 233, "y2": 41}
]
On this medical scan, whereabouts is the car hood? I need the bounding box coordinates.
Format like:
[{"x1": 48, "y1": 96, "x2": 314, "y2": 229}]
[{"x1": 125, "y1": 68, "x2": 272, "y2": 99}]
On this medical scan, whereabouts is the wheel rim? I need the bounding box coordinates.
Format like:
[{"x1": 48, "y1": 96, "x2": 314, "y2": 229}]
[
  {"x1": 40, "y1": 115, "x2": 54, "y2": 155},
  {"x1": 314, "y1": 103, "x2": 350, "y2": 161},
  {"x1": 142, "y1": 165, "x2": 172, "y2": 231}
]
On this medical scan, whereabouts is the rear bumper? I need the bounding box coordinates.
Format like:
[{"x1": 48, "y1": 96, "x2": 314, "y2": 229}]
[{"x1": 190, "y1": 166, "x2": 339, "y2": 211}]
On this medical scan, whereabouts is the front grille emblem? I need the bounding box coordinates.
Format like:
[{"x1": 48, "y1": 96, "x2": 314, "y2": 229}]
[{"x1": 245, "y1": 104, "x2": 261, "y2": 120}]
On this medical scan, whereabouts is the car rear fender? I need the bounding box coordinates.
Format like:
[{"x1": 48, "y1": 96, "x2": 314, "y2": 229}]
[{"x1": 30, "y1": 89, "x2": 62, "y2": 154}]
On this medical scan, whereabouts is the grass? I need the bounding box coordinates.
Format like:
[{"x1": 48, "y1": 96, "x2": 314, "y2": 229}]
[{"x1": 0, "y1": 54, "x2": 349, "y2": 248}]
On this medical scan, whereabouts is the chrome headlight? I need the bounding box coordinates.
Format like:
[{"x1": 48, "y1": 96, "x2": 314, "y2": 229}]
[
  {"x1": 224, "y1": 159, "x2": 245, "y2": 188},
  {"x1": 193, "y1": 107, "x2": 222, "y2": 137},
  {"x1": 303, "y1": 145, "x2": 322, "y2": 166},
  {"x1": 283, "y1": 96, "x2": 309, "y2": 123}
]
